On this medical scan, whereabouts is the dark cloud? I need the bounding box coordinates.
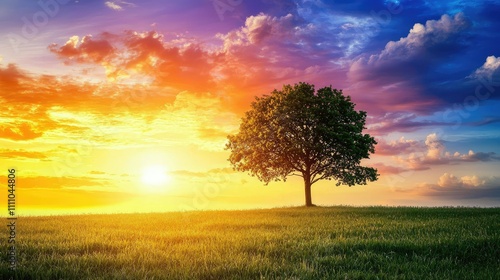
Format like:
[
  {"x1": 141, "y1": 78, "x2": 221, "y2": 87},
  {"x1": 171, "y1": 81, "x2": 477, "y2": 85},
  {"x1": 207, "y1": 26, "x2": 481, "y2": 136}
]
[{"x1": 465, "y1": 152, "x2": 500, "y2": 162}]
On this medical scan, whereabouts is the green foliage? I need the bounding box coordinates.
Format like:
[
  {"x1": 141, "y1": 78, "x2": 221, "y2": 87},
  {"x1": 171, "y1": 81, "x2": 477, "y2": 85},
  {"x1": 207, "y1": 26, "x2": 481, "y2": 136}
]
[
  {"x1": 2, "y1": 207, "x2": 499, "y2": 279},
  {"x1": 226, "y1": 82, "x2": 378, "y2": 205}
]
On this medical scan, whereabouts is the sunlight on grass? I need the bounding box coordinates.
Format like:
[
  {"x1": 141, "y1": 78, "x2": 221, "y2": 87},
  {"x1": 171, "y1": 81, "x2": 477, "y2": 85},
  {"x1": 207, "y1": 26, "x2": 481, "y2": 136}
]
[{"x1": 1, "y1": 207, "x2": 499, "y2": 279}]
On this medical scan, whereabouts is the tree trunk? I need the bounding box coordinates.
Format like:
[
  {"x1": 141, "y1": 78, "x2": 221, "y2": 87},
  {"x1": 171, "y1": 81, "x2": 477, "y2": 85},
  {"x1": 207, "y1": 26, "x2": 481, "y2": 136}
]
[{"x1": 304, "y1": 176, "x2": 313, "y2": 207}]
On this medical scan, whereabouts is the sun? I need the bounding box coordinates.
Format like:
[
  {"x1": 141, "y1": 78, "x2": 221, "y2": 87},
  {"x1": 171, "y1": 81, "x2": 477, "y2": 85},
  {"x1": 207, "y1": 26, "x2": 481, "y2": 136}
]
[{"x1": 140, "y1": 165, "x2": 171, "y2": 192}]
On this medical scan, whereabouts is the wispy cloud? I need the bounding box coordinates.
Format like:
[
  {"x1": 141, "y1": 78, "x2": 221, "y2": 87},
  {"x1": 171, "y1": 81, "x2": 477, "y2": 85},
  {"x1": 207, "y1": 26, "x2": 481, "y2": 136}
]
[
  {"x1": 371, "y1": 162, "x2": 410, "y2": 175},
  {"x1": 0, "y1": 149, "x2": 48, "y2": 160},
  {"x1": 20, "y1": 175, "x2": 105, "y2": 189},
  {"x1": 376, "y1": 136, "x2": 423, "y2": 156},
  {"x1": 104, "y1": 0, "x2": 136, "y2": 11}
]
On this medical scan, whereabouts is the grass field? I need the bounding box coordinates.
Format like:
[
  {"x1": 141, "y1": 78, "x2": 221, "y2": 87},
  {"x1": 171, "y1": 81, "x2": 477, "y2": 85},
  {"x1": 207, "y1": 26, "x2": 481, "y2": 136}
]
[{"x1": 1, "y1": 207, "x2": 499, "y2": 279}]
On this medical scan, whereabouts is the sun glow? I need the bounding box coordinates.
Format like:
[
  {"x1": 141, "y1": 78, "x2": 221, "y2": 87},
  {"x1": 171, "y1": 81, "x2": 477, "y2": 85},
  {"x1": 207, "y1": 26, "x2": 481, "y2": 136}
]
[{"x1": 140, "y1": 165, "x2": 172, "y2": 192}]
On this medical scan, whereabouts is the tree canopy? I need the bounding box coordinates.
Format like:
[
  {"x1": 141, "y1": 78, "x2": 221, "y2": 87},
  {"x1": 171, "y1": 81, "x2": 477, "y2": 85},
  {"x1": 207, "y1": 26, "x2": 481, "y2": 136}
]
[{"x1": 226, "y1": 82, "x2": 378, "y2": 206}]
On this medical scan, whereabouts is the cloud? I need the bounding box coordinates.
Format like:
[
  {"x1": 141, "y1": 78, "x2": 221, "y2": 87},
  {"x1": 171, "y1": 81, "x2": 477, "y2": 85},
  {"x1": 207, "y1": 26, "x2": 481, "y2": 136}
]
[
  {"x1": 367, "y1": 111, "x2": 500, "y2": 137},
  {"x1": 371, "y1": 13, "x2": 470, "y2": 63},
  {"x1": 19, "y1": 176, "x2": 105, "y2": 189},
  {"x1": 395, "y1": 133, "x2": 500, "y2": 171},
  {"x1": 37, "y1": 9, "x2": 500, "y2": 139},
  {"x1": 170, "y1": 168, "x2": 239, "y2": 187},
  {"x1": 105, "y1": 0, "x2": 136, "y2": 11},
  {"x1": 14, "y1": 2, "x2": 500, "y2": 121},
  {"x1": 49, "y1": 31, "x2": 217, "y2": 90},
  {"x1": 146, "y1": 91, "x2": 239, "y2": 151},
  {"x1": 49, "y1": 6, "x2": 384, "y2": 113},
  {"x1": 213, "y1": 12, "x2": 351, "y2": 105},
  {"x1": 349, "y1": 12, "x2": 471, "y2": 82},
  {"x1": 218, "y1": 13, "x2": 296, "y2": 49},
  {"x1": 214, "y1": 10, "x2": 354, "y2": 84},
  {"x1": 476, "y1": 55, "x2": 500, "y2": 74},
  {"x1": 0, "y1": 61, "x2": 237, "y2": 151},
  {"x1": 0, "y1": 149, "x2": 48, "y2": 160},
  {"x1": 347, "y1": 13, "x2": 472, "y2": 114},
  {"x1": 466, "y1": 117, "x2": 500, "y2": 127},
  {"x1": 423, "y1": 133, "x2": 500, "y2": 163},
  {"x1": 437, "y1": 173, "x2": 484, "y2": 188},
  {"x1": 0, "y1": 122, "x2": 43, "y2": 141},
  {"x1": 417, "y1": 173, "x2": 500, "y2": 199},
  {"x1": 373, "y1": 133, "x2": 500, "y2": 176},
  {"x1": 47, "y1": 24, "x2": 343, "y2": 113},
  {"x1": 0, "y1": 66, "x2": 182, "y2": 143},
  {"x1": 198, "y1": 127, "x2": 230, "y2": 140},
  {"x1": 48, "y1": 35, "x2": 115, "y2": 64},
  {"x1": 470, "y1": 55, "x2": 500, "y2": 81},
  {"x1": 368, "y1": 112, "x2": 449, "y2": 135},
  {"x1": 371, "y1": 162, "x2": 409, "y2": 175},
  {"x1": 171, "y1": 168, "x2": 234, "y2": 178},
  {"x1": 105, "y1": 1, "x2": 122, "y2": 11},
  {"x1": 0, "y1": 63, "x2": 28, "y2": 90},
  {"x1": 376, "y1": 136, "x2": 423, "y2": 156}
]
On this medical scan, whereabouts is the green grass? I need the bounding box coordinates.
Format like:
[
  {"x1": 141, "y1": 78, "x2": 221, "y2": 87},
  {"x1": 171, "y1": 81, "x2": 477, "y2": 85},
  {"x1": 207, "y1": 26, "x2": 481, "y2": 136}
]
[{"x1": 2, "y1": 207, "x2": 499, "y2": 279}]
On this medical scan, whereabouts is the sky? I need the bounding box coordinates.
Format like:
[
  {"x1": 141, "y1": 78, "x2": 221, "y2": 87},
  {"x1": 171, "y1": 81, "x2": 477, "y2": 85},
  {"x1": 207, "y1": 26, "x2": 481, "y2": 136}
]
[{"x1": 1, "y1": 0, "x2": 499, "y2": 215}]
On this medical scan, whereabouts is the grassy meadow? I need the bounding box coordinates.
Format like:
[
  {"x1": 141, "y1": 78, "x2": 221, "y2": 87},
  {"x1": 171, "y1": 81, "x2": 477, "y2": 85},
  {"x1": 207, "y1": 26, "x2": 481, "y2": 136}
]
[{"x1": 1, "y1": 207, "x2": 499, "y2": 279}]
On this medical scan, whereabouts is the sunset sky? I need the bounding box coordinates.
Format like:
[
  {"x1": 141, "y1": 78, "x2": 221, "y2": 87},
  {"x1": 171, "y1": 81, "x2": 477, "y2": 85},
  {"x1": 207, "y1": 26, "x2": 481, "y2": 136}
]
[{"x1": 1, "y1": 0, "x2": 499, "y2": 215}]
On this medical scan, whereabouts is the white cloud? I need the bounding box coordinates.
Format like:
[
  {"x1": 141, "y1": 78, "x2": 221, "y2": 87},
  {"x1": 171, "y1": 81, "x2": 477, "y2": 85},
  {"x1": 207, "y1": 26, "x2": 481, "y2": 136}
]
[
  {"x1": 471, "y1": 55, "x2": 500, "y2": 79},
  {"x1": 105, "y1": 1, "x2": 122, "y2": 11},
  {"x1": 396, "y1": 133, "x2": 500, "y2": 170},
  {"x1": 416, "y1": 173, "x2": 500, "y2": 199},
  {"x1": 105, "y1": 0, "x2": 136, "y2": 11},
  {"x1": 460, "y1": 175, "x2": 486, "y2": 187},
  {"x1": 217, "y1": 13, "x2": 296, "y2": 51},
  {"x1": 376, "y1": 136, "x2": 422, "y2": 156},
  {"x1": 424, "y1": 133, "x2": 445, "y2": 160},
  {"x1": 437, "y1": 173, "x2": 486, "y2": 188},
  {"x1": 377, "y1": 13, "x2": 470, "y2": 61}
]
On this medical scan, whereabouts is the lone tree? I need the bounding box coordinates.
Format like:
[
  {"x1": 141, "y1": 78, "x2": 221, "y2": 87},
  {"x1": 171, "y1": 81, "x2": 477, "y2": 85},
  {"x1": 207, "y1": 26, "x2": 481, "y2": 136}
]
[{"x1": 226, "y1": 82, "x2": 378, "y2": 206}]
